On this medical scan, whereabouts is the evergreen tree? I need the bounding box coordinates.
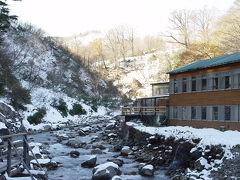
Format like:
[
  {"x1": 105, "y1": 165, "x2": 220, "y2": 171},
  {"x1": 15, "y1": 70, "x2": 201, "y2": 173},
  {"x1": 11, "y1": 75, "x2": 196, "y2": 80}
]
[{"x1": 0, "y1": 0, "x2": 18, "y2": 42}]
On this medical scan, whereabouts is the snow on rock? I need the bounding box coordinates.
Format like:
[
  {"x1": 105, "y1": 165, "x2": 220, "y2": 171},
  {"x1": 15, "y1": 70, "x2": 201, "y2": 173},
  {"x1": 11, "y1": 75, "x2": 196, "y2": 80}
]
[
  {"x1": 92, "y1": 162, "x2": 121, "y2": 179},
  {"x1": 0, "y1": 122, "x2": 7, "y2": 129},
  {"x1": 31, "y1": 158, "x2": 51, "y2": 165},
  {"x1": 127, "y1": 122, "x2": 240, "y2": 149},
  {"x1": 121, "y1": 146, "x2": 131, "y2": 156},
  {"x1": 139, "y1": 164, "x2": 155, "y2": 176}
]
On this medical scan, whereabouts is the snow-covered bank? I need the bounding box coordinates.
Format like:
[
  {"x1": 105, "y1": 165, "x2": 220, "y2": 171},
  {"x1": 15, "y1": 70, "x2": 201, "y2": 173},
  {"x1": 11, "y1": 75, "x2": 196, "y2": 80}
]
[
  {"x1": 126, "y1": 122, "x2": 240, "y2": 180},
  {"x1": 126, "y1": 122, "x2": 240, "y2": 149}
]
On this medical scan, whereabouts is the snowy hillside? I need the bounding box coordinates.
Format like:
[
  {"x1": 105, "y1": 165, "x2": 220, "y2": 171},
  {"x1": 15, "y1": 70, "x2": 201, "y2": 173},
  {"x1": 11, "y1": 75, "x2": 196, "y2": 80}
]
[
  {"x1": 59, "y1": 31, "x2": 104, "y2": 46},
  {"x1": 0, "y1": 24, "x2": 120, "y2": 131},
  {"x1": 104, "y1": 50, "x2": 177, "y2": 99}
]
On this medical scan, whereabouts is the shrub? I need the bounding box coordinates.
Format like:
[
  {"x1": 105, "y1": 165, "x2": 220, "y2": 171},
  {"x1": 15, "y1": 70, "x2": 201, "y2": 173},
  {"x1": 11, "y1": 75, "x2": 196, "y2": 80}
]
[
  {"x1": 52, "y1": 98, "x2": 68, "y2": 117},
  {"x1": 27, "y1": 108, "x2": 46, "y2": 125},
  {"x1": 69, "y1": 103, "x2": 86, "y2": 116},
  {"x1": 10, "y1": 86, "x2": 31, "y2": 110}
]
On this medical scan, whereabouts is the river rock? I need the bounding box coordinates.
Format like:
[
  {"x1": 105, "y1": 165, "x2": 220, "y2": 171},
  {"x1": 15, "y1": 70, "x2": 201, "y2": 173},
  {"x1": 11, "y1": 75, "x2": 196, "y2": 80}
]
[
  {"x1": 92, "y1": 144, "x2": 106, "y2": 150},
  {"x1": 92, "y1": 162, "x2": 121, "y2": 180},
  {"x1": 194, "y1": 157, "x2": 211, "y2": 171},
  {"x1": 121, "y1": 146, "x2": 131, "y2": 156},
  {"x1": 139, "y1": 164, "x2": 154, "y2": 176},
  {"x1": 91, "y1": 148, "x2": 103, "y2": 154},
  {"x1": 65, "y1": 139, "x2": 85, "y2": 148},
  {"x1": 106, "y1": 122, "x2": 116, "y2": 130},
  {"x1": 70, "y1": 150, "x2": 80, "y2": 158},
  {"x1": 82, "y1": 126, "x2": 91, "y2": 133},
  {"x1": 107, "y1": 159, "x2": 124, "y2": 167},
  {"x1": 31, "y1": 159, "x2": 58, "y2": 170},
  {"x1": 81, "y1": 155, "x2": 97, "y2": 168},
  {"x1": 78, "y1": 130, "x2": 86, "y2": 136}
]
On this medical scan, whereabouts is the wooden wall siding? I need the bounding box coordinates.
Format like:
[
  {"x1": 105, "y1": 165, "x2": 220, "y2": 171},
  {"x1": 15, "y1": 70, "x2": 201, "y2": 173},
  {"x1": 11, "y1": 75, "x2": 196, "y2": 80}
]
[
  {"x1": 169, "y1": 119, "x2": 240, "y2": 131},
  {"x1": 169, "y1": 89, "x2": 240, "y2": 106},
  {"x1": 170, "y1": 62, "x2": 240, "y2": 79}
]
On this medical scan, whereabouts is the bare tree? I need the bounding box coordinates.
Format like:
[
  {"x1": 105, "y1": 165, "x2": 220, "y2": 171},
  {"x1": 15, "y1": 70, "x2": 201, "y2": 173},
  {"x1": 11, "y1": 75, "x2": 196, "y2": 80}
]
[
  {"x1": 125, "y1": 26, "x2": 136, "y2": 56},
  {"x1": 165, "y1": 9, "x2": 195, "y2": 48},
  {"x1": 216, "y1": 0, "x2": 240, "y2": 53},
  {"x1": 195, "y1": 7, "x2": 216, "y2": 43},
  {"x1": 104, "y1": 29, "x2": 119, "y2": 67}
]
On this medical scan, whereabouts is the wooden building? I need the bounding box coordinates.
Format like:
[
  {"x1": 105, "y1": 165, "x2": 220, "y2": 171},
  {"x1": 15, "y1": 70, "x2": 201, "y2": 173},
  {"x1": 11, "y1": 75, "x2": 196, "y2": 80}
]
[{"x1": 167, "y1": 52, "x2": 240, "y2": 130}]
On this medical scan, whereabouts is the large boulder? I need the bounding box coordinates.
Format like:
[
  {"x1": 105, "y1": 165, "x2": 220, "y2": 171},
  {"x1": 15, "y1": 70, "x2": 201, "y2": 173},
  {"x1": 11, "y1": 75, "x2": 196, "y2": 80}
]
[
  {"x1": 121, "y1": 146, "x2": 131, "y2": 156},
  {"x1": 92, "y1": 162, "x2": 121, "y2": 180},
  {"x1": 81, "y1": 155, "x2": 97, "y2": 168},
  {"x1": 139, "y1": 164, "x2": 154, "y2": 176}
]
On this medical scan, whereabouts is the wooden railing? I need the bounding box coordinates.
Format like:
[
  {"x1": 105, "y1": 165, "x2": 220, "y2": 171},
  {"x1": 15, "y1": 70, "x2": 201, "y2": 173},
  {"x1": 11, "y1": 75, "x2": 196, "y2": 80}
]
[
  {"x1": 121, "y1": 106, "x2": 167, "y2": 115},
  {"x1": 0, "y1": 132, "x2": 43, "y2": 179}
]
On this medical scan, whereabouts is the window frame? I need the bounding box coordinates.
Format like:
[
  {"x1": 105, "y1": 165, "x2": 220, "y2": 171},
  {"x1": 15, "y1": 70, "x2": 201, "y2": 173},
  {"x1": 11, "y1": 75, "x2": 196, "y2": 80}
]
[
  {"x1": 191, "y1": 106, "x2": 197, "y2": 120},
  {"x1": 224, "y1": 75, "x2": 231, "y2": 89},
  {"x1": 173, "y1": 106, "x2": 178, "y2": 119},
  {"x1": 212, "y1": 106, "x2": 218, "y2": 121},
  {"x1": 174, "y1": 79, "x2": 178, "y2": 94},
  {"x1": 201, "y1": 77, "x2": 207, "y2": 91},
  {"x1": 191, "y1": 76, "x2": 197, "y2": 92},
  {"x1": 213, "y1": 77, "x2": 219, "y2": 90},
  {"x1": 182, "y1": 78, "x2": 187, "y2": 92},
  {"x1": 201, "y1": 106, "x2": 207, "y2": 120},
  {"x1": 224, "y1": 105, "x2": 231, "y2": 121}
]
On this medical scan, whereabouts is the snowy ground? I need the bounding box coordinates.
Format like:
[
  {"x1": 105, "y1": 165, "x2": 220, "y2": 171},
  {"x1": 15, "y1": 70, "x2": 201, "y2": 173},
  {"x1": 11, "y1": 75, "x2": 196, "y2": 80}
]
[{"x1": 127, "y1": 122, "x2": 240, "y2": 180}]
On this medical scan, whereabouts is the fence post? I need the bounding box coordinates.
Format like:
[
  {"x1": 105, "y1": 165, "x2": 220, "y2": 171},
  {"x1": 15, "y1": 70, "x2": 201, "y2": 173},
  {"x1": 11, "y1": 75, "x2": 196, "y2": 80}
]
[
  {"x1": 7, "y1": 138, "x2": 12, "y2": 175},
  {"x1": 23, "y1": 135, "x2": 30, "y2": 169}
]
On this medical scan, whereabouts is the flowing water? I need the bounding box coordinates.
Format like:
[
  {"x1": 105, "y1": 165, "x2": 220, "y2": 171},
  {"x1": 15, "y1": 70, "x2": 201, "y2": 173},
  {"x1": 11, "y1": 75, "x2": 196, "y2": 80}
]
[{"x1": 29, "y1": 121, "x2": 170, "y2": 180}]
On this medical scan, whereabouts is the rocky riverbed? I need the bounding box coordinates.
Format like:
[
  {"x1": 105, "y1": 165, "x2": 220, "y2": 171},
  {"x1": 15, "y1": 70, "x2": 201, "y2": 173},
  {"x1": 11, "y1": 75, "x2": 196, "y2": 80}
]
[{"x1": 28, "y1": 116, "x2": 170, "y2": 180}]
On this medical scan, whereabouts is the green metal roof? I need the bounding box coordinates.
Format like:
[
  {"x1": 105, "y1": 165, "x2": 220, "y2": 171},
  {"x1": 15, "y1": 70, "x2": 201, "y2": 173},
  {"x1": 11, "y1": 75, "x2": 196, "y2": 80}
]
[{"x1": 167, "y1": 52, "x2": 240, "y2": 74}]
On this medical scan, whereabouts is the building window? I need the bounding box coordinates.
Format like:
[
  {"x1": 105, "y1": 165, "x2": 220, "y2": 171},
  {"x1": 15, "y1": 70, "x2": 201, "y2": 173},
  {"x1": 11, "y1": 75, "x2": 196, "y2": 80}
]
[
  {"x1": 213, "y1": 77, "x2": 218, "y2": 90},
  {"x1": 225, "y1": 76, "x2": 231, "y2": 89},
  {"x1": 182, "y1": 78, "x2": 187, "y2": 92},
  {"x1": 212, "y1": 106, "x2": 218, "y2": 120},
  {"x1": 224, "y1": 106, "x2": 231, "y2": 121},
  {"x1": 191, "y1": 106, "x2": 197, "y2": 120},
  {"x1": 174, "y1": 79, "x2": 178, "y2": 93},
  {"x1": 173, "y1": 107, "x2": 178, "y2": 119},
  {"x1": 201, "y1": 106, "x2": 207, "y2": 120},
  {"x1": 239, "y1": 74, "x2": 240, "y2": 88},
  {"x1": 202, "y1": 78, "x2": 207, "y2": 91},
  {"x1": 182, "y1": 106, "x2": 187, "y2": 120},
  {"x1": 192, "y1": 76, "x2": 196, "y2": 92}
]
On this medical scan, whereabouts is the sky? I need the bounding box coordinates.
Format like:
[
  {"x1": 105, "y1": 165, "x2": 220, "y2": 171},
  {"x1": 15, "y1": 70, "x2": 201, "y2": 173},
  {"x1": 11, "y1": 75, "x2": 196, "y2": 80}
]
[{"x1": 9, "y1": 0, "x2": 235, "y2": 37}]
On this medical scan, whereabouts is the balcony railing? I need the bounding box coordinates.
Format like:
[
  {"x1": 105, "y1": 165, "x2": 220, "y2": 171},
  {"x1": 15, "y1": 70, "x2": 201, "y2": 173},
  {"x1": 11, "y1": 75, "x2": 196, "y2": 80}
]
[{"x1": 121, "y1": 106, "x2": 167, "y2": 115}]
